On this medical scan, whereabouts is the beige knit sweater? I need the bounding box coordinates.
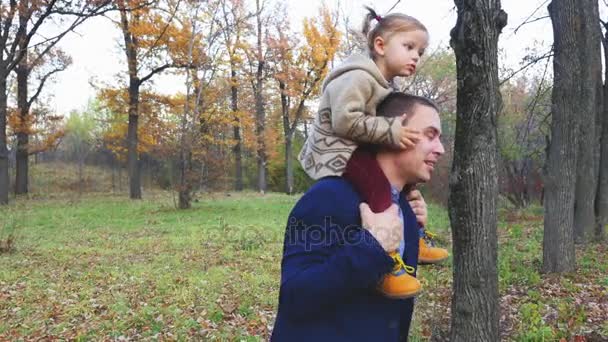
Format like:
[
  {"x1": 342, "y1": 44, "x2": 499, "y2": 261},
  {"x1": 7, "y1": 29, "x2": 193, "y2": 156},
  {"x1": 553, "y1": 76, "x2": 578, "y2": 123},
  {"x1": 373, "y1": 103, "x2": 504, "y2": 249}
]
[{"x1": 298, "y1": 53, "x2": 402, "y2": 180}]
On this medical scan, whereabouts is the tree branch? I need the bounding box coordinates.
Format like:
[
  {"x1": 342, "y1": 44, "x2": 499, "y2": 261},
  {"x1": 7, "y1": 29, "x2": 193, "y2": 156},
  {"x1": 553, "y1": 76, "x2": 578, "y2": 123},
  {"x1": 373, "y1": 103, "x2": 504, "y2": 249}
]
[
  {"x1": 511, "y1": 0, "x2": 550, "y2": 35},
  {"x1": 27, "y1": 67, "x2": 66, "y2": 109},
  {"x1": 499, "y1": 48, "x2": 553, "y2": 86},
  {"x1": 138, "y1": 63, "x2": 173, "y2": 85}
]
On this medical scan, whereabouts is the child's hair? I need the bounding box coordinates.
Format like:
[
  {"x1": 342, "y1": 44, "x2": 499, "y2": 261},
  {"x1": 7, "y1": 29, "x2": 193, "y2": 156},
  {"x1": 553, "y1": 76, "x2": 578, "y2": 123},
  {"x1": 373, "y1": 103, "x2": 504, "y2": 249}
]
[{"x1": 362, "y1": 6, "x2": 428, "y2": 59}]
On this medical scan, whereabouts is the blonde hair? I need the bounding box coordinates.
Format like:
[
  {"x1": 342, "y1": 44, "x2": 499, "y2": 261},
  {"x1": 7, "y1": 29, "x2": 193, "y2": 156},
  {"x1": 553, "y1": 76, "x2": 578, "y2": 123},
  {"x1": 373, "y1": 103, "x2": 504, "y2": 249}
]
[{"x1": 362, "y1": 6, "x2": 428, "y2": 59}]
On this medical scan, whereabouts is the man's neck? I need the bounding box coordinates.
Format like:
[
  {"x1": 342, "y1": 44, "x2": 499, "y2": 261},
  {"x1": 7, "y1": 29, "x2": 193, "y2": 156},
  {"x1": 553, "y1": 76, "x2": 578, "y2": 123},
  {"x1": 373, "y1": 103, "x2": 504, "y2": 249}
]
[{"x1": 376, "y1": 153, "x2": 410, "y2": 191}]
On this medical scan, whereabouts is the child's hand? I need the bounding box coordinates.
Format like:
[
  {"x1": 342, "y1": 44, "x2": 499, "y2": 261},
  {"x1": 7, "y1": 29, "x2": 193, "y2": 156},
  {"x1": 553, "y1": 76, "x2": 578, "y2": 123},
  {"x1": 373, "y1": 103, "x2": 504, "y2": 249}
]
[
  {"x1": 407, "y1": 189, "x2": 428, "y2": 227},
  {"x1": 399, "y1": 126, "x2": 421, "y2": 150}
]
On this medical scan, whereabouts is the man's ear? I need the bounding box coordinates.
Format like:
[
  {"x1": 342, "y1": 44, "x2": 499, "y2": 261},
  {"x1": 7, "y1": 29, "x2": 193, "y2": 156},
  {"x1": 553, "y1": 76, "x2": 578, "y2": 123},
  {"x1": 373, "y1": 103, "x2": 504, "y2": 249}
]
[{"x1": 400, "y1": 113, "x2": 409, "y2": 125}]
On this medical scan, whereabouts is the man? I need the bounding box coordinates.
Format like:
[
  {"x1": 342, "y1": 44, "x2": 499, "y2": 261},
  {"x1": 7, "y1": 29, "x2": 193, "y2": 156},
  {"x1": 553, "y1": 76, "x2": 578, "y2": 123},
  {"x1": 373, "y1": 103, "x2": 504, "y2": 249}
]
[{"x1": 271, "y1": 93, "x2": 446, "y2": 341}]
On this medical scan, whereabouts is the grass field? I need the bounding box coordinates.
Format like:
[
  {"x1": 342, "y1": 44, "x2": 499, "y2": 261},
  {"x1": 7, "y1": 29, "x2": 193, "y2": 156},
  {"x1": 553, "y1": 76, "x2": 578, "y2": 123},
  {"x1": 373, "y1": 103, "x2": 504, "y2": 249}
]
[{"x1": 1, "y1": 179, "x2": 607, "y2": 340}]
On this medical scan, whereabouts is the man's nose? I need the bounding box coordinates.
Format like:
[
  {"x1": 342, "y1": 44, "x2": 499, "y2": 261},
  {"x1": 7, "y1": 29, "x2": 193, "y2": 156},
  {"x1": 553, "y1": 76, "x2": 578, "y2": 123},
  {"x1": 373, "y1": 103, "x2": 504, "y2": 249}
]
[{"x1": 435, "y1": 140, "x2": 445, "y2": 155}]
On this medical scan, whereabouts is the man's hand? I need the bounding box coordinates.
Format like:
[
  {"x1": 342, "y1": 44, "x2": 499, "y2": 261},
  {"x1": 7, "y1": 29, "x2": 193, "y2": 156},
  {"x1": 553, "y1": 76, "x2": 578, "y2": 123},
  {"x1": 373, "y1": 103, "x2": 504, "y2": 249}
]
[
  {"x1": 407, "y1": 189, "x2": 428, "y2": 227},
  {"x1": 359, "y1": 203, "x2": 403, "y2": 252}
]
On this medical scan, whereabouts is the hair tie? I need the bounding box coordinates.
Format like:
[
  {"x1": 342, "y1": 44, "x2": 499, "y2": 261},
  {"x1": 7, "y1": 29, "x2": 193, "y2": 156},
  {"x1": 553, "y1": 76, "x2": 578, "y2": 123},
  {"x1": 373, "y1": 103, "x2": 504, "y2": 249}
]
[{"x1": 375, "y1": 15, "x2": 382, "y2": 22}]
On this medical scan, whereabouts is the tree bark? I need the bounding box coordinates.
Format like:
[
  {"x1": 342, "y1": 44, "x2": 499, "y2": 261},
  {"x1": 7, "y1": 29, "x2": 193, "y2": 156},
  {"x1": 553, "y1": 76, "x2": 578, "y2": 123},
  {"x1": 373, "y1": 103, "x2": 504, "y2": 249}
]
[
  {"x1": 127, "y1": 81, "x2": 141, "y2": 199},
  {"x1": 254, "y1": 0, "x2": 267, "y2": 194},
  {"x1": 120, "y1": 4, "x2": 142, "y2": 200},
  {"x1": 231, "y1": 67, "x2": 243, "y2": 191},
  {"x1": 280, "y1": 80, "x2": 294, "y2": 195},
  {"x1": 448, "y1": 0, "x2": 506, "y2": 340},
  {"x1": 573, "y1": 0, "x2": 602, "y2": 243},
  {"x1": 595, "y1": 21, "x2": 608, "y2": 241},
  {"x1": 285, "y1": 135, "x2": 294, "y2": 195},
  {"x1": 543, "y1": 0, "x2": 579, "y2": 273},
  {"x1": 0, "y1": 73, "x2": 8, "y2": 205},
  {"x1": 15, "y1": 4, "x2": 29, "y2": 196}
]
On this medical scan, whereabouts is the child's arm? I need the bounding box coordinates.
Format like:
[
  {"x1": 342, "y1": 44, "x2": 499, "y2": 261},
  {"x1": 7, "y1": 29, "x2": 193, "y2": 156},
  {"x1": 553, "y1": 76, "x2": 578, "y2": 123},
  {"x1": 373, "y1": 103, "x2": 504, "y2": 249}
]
[{"x1": 327, "y1": 70, "x2": 420, "y2": 148}]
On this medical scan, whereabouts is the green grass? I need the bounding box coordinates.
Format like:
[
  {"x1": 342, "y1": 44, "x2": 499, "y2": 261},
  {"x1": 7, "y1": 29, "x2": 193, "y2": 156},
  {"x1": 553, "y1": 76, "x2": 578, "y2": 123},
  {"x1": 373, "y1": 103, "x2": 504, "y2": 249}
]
[{"x1": 1, "y1": 191, "x2": 607, "y2": 340}]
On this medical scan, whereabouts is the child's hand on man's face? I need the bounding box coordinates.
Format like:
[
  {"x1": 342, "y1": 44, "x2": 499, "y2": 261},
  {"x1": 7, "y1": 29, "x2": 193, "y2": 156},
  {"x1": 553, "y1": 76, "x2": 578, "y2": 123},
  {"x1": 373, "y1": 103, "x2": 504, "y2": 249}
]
[{"x1": 398, "y1": 114, "x2": 421, "y2": 150}]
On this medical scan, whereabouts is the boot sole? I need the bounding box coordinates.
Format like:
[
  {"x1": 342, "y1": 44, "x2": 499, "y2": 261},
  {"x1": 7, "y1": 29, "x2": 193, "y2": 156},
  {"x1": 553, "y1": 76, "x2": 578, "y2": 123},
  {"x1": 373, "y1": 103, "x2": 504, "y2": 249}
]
[
  {"x1": 379, "y1": 290, "x2": 422, "y2": 300},
  {"x1": 419, "y1": 256, "x2": 448, "y2": 265}
]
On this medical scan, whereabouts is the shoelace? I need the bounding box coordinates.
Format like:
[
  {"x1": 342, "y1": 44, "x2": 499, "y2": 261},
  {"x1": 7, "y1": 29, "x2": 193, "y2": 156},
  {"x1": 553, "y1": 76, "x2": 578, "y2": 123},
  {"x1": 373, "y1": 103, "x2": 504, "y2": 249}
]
[
  {"x1": 423, "y1": 230, "x2": 437, "y2": 247},
  {"x1": 391, "y1": 253, "x2": 415, "y2": 275}
]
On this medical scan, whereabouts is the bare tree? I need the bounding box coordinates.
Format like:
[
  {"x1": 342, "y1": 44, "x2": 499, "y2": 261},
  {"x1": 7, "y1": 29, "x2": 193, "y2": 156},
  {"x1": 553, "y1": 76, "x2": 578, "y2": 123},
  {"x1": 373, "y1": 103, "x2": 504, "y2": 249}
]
[
  {"x1": 0, "y1": 0, "x2": 115, "y2": 205},
  {"x1": 448, "y1": 0, "x2": 507, "y2": 340},
  {"x1": 543, "y1": 0, "x2": 580, "y2": 273}
]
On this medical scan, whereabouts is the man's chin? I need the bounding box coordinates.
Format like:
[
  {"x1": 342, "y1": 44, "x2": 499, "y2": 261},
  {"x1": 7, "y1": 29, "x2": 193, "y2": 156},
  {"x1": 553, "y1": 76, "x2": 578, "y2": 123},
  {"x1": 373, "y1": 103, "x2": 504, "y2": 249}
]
[{"x1": 415, "y1": 172, "x2": 431, "y2": 183}]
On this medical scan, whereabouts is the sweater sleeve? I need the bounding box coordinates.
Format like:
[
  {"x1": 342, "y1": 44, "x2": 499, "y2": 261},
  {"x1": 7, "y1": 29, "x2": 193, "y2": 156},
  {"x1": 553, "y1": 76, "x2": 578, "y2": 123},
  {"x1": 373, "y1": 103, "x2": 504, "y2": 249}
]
[
  {"x1": 326, "y1": 70, "x2": 402, "y2": 148},
  {"x1": 278, "y1": 188, "x2": 394, "y2": 320}
]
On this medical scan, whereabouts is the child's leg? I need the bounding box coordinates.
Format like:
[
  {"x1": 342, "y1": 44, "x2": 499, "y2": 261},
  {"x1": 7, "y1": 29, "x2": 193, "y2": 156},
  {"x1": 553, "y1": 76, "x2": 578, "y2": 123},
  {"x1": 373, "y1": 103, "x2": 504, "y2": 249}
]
[
  {"x1": 343, "y1": 148, "x2": 392, "y2": 212},
  {"x1": 344, "y1": 148, "x2": 420, "y2": 299}
]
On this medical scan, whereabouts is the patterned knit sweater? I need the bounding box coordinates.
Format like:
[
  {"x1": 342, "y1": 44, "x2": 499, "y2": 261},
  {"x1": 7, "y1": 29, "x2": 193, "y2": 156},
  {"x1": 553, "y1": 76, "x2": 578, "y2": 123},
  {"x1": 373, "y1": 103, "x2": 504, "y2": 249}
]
[{"x1": 298, "y1": 53, "x2": 402, "y2": 180}]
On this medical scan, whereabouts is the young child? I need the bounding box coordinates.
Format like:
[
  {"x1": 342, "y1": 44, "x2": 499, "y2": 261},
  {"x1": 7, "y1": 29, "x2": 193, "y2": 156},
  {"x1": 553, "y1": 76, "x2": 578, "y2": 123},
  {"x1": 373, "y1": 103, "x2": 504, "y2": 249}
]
[{"x1": 298, "y1": 6, "x2": 447, "y2": 299}]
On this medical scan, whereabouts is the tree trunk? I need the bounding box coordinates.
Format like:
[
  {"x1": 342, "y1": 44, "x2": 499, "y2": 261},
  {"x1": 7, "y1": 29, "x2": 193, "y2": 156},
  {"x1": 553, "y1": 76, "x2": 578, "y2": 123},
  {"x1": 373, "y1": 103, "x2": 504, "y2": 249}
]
[
  {"x1": 0, "y1": 73, "x2": 8, "y2": 205},
  {"x1": 254, "y1": 68, "x2": 267, "y2": 194},
  {"x1": 573, "y1": 0, "x2": 602, "y2": 243},
  {"x1": 78, "y1": 157, "x2": 84, "y2": 196},
  {"x1": 111, "y1": 157, "x2": 116, "y2": 192},
  {"x1": 178, "y1": 152, "x2": 192, "y2": 209},
  {"x1": 254, "y1": 0, "x2": 267, "y2": 194},
  {"x1": 595, "y1": 23, "x2": 608, "y2": 241},
  {"x1": 543, "y1": 0, "x2": 579, "y2": 273},
  {"x1": 127, "y1": 80, "x2": 142, "y2": 199},
  {"x1": 15, "y1": 8, "x2": 29, "y2": 196},
  {"x1": 285, "y1": 135, "x2": 294, "y2": 195},
  {"x1": 230, "y1": 68, "x2": 243, "y2": 191},
  {"x1": 279, "y1": 80, "x2": 294, "y2": 195},
  {"x1": 448, "y1": 1, "x2": 506, "y2": 341}
]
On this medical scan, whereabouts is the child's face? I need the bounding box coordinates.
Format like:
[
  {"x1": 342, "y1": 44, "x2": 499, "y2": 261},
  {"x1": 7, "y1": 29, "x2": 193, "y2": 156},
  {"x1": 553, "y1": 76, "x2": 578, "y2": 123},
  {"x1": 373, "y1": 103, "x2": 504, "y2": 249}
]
[{"x1": 377, "y1": 29, "x2": 428, "y2": 79}]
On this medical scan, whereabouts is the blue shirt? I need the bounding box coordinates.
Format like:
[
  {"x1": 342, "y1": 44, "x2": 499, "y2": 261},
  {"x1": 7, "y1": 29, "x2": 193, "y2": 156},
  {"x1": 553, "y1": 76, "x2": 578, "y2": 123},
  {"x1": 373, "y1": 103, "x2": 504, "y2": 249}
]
[{"x1": 390, "y1": 186, "x2": 406, "y2": 258}]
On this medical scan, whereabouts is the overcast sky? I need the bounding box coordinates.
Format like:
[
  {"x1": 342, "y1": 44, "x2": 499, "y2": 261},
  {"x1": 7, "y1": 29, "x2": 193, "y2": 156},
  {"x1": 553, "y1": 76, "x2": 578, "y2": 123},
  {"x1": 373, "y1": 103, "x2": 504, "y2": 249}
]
[{"x1": 47, "y1": 0, "x2": 564, "y2": 115}]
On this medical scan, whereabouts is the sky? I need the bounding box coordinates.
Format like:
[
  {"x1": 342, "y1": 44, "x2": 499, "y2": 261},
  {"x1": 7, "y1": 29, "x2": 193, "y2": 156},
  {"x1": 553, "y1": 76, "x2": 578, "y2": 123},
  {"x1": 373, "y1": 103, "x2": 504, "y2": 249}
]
[{"x1": 47, "y1": 0, "x2": 559, "y2": 115}]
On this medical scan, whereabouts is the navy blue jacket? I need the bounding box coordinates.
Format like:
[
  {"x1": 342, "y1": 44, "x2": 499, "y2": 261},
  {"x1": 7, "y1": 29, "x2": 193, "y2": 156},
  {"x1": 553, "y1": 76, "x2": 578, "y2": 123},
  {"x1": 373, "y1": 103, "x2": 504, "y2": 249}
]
[{"x1": 271, "y1": 177, "x2": 420, "y2": 342}]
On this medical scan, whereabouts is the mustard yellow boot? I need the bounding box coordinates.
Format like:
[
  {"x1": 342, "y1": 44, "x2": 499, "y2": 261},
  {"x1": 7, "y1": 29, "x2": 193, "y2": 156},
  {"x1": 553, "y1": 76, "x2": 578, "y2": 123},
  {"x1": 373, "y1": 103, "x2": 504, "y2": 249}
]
[
  {"x1": 419, "y1": 231, "x2": 449, "y2": 264},
  {"x1": 378, "y1": 251, "x2": 421, "y2": 299}
]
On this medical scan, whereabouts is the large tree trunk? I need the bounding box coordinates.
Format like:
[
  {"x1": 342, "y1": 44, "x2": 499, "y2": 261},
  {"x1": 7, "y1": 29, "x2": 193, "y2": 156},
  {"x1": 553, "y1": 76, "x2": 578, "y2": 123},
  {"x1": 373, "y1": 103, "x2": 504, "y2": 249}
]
[
  {"x1": 279, "y1": 80, "x2": 294, "y2": 195},
  {"x1": 595, "y1": 23, "x2": 608, "y2": 241},
  {"x1": 448, "y1": 1, "x2": 506, "y2": 340},
  {"x1": 573, "y1": 0, "x2": 602, "y2": 243},
  {"x1": 119, "y1": 4, "x2": 142, "y2": 200},
  {"x1": 543, "y1": 0, "x2": 579, "y2": 273},
  {"x1": 15, "y1": 7, "x2": 29, "y2": 196},
  {"x1": 254, "y1": 0, "x2": 267, "y2": 194},
  {"x1": 230, "y1": 68, "x2": 243, "y2": 191},
  {"x1": 127, "y1": 80, "x2": 142, "y2": 199},
  {"x1": 285, "y1": 135, "x2": 294, "y2": 195},
  {"x1": 0, "y1": 73, "x2": 8, "y2": 205}
]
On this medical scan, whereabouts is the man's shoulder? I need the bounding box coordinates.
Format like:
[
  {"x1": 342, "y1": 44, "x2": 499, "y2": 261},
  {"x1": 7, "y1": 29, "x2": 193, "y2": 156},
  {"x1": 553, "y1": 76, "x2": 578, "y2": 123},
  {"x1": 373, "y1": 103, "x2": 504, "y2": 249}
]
[
  {"x1": 306, "y1": 176, "x2": 359, "y2": 200},
  {"x1": 292, "y1": 177, "x2": 361, "y2": 219}
]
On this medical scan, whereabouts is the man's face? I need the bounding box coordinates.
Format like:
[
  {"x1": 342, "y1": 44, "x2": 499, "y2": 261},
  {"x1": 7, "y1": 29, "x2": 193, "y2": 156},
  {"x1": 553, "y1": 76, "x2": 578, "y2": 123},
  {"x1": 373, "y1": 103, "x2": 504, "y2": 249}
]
[{"x1": 393, "y1": 104, "x2": 445, "y2": 183}]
